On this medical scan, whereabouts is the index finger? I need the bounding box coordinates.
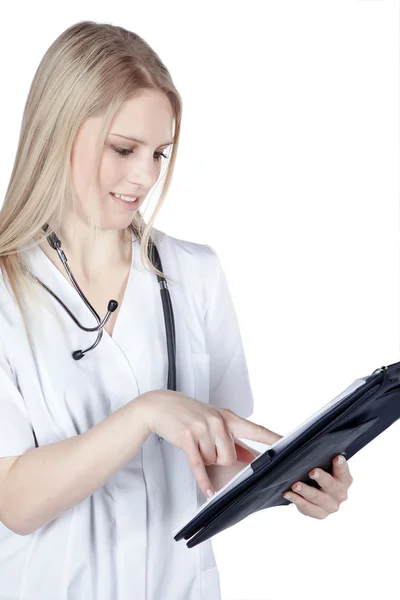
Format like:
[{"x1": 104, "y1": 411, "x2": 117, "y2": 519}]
[{"x1": 222, "y1": 408, "x2": 283, "y2": 446}]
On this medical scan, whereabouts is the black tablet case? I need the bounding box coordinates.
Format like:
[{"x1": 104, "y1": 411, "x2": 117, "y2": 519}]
[{"x1": 174, "y1": 361, "x2": 400, "y2": 548}]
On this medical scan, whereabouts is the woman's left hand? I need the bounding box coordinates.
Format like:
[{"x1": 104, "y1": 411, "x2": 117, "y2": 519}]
[{"x1": 282, "y1": 455, "x2": 353, "y2": 519}]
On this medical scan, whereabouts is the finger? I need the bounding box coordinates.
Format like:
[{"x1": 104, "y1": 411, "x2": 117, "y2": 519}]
[
  {"x1": 289, "y1": 481, "x2": 340, "y2": 513},
  {"x1": 284, "y1": 492, "x2": 330, "y2": 519},
  {"x1": 209, "y1": 420, "x2": 238, "y2": 467},
  {"x1": 197, "y1": 437, "x2": 218, "y2": 465},
  {"x1": 211, "y1": 438, "x2": 256, "y2": 467},
  {"x1": 332, "y1": 455, "x2": 353, "y2": 486},
  {"x1": 199, "y1": 428, "x2": 255, "y2": 467},
  {"x1": 182, "y1": 430, "x2": 216, "y2": 497},
  {"x1": 307, "y1": 467, "x2": 337, "y2": 494},
  {"x1": 221, "y1": 409, "x2": 283, "y2": 446}
]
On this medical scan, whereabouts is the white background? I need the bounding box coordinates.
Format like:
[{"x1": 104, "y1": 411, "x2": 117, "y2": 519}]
[{"x1": 0, "y1": 1, "x2": 399, "y2": 599}]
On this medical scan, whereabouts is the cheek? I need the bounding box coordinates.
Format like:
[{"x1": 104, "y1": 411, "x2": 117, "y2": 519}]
[
  {"x1": 98, "y1": 154, "x2": 122, "y2": 196},
  {"x1": 71, "y1": 147, "x2": 98, "y2": 199}
]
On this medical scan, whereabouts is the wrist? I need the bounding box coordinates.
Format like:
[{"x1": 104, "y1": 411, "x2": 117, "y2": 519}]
[
  {"x1": 129, "y1": 392, "x2": 155, "y2": 437},
  {"x1": 132, "y1": 390, "x2": 168, "y2": 436}
]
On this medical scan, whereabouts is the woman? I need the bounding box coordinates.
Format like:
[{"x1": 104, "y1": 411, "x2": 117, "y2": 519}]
[{"x1": 0, "y1": 20, "x2": 353, "y2": 600}]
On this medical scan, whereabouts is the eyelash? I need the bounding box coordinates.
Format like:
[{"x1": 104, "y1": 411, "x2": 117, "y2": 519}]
[{"x1": 111, "y1": 145, "x2": 168, "y2": 162}]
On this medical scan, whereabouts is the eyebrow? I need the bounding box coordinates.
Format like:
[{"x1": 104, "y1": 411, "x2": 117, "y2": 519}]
[{"x1": 109, "y1": 133, "x2": 173, "y2": 147}]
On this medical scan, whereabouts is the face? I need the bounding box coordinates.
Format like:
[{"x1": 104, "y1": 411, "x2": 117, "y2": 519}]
[{"x1": 70, "y1": 89, "x2": 174, "y2": 231}]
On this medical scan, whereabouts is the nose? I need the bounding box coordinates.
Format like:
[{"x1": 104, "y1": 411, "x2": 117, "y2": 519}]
[{"x1": 126, "y1": 155, "x2": 162, "y2": 191}]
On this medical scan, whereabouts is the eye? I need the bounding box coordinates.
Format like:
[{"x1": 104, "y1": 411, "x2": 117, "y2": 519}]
[{"x1": 111, "y1": 145, "x2": 168, "y2": 162}]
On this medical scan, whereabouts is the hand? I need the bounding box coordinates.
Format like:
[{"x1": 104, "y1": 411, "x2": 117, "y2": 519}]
[
  {"x1": 143, "y1": 389, "x2": 282, "y2": 499},
  {"x1": 282, "y1": 455, "x2": 353, "y2": 519}
]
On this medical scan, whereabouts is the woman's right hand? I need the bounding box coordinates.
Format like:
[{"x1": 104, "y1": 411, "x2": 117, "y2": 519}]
[{"x1": 142, "y1": 389, "x2": 282, "y2": 499}]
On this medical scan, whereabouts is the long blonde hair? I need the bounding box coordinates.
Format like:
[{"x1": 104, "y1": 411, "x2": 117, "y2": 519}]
[{"x1": 0, "y1": 20, "x2": 182, "y2": 344}]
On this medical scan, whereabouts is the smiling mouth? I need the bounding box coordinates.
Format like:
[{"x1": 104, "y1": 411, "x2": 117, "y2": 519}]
[
  {"x1": 110, "y1": 192, "x2": 139, "y2": 205},
  {"x1": 111, "y1": 192, "x2": 138, "y2": 201}
]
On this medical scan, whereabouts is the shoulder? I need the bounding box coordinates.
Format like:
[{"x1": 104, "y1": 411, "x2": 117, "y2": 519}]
[
  {"x1": 149, "y1": 229, "x2": 220, "y2": 311},
  {"x1": 151, "y1": 227, "x2": 218, "y2": 272}
]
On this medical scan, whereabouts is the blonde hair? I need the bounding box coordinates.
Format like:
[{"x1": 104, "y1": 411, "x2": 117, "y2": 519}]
[{"x1": 0, "y1": 20, "x2": 182, "y2": 345}]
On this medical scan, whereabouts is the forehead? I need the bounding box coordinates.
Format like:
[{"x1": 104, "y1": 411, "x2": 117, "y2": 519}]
[
  {"x1": 75, "y1": 91, "x2": 174, "y2": 149},
  {"x1": 110, "y1": 92, "x2": 174, "y2": 143}
]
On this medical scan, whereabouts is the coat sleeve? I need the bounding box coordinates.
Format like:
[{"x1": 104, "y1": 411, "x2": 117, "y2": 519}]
[
  {"x1": 203, "y1": 245, "x2": 254, "y2": 419},
  {"x1": 0, "y1": 334, "x2": 37, "y2": 457}
]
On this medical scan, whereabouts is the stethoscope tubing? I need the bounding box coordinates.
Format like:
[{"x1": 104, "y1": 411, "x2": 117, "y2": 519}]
[{"x1": 32, "y1": 224, "x2": 177, "y2": 395}]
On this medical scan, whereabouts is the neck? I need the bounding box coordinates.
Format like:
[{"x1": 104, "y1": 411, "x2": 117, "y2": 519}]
[{"x1": 37, "y1": 219, "x2": 132, "y2": 281}]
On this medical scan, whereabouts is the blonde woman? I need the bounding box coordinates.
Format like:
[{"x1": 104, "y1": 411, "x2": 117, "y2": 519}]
[{"x1": 0, "y1": 20, "x2": 353, "y2": 600}]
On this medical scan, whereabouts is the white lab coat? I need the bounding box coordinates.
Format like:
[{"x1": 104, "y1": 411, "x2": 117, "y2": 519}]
[{"x1": 0, "y1": 227, "x2": 254, "y2": 600}]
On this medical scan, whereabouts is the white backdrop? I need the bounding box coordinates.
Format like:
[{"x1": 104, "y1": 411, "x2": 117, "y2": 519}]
[{"x1": 0, "y1": 1, "x2": 398, "y2": 599}]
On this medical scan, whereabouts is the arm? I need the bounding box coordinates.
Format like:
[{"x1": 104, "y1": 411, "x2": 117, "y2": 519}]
[{"x1": 0, "y1": 393, "x2": 153, "y2": 536}]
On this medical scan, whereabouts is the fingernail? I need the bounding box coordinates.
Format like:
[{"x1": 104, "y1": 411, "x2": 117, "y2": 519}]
[
  {"x1": 337, "y1": 456, "x2": 345, "y2": 465},
  {"x1": 206, "y1": 489, "x2": 215, "y2": 499}
]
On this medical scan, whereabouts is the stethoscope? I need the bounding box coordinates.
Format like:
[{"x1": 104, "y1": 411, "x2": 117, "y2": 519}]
[{"x1": 33, "y1": 224, "x2": 177, "y2": 411}]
